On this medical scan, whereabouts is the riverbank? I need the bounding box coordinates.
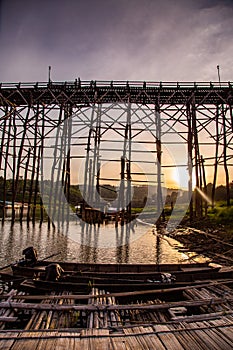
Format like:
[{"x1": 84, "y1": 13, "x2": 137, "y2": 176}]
[{"x1": 167, "y1": 218, "x2": 233, "y2": 266}]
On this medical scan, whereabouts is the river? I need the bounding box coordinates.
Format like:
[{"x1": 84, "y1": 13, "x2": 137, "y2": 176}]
[{"x1": 0, "y1": 220, "x2": 208, "y2": 267}]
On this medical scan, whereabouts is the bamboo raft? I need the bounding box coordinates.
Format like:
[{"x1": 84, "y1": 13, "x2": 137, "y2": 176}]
[{"x1": 1, "y1": 262, "x2": 233, "y2": 349}]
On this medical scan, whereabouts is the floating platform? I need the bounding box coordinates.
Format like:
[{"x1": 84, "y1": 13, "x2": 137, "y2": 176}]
[
  {"x1": 0, "y1": 262, "x2": 233, "y2": 349},
  {"x1": 0, "y1": 319, "x2": 233, "y2": 350}
]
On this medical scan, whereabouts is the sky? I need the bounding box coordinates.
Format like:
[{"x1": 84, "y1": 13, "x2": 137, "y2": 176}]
[
  {"x1": 0, "y1": 0, "x2": 233, "y2": 83},
  {"x1": 0, "y1": 0, "x2": 232, "y2": 190}
]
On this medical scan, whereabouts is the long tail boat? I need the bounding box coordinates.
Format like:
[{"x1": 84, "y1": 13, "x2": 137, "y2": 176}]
[
  {"x1": 18, "y1": 265, "x2": 233, "y2": 294},
  {"x1": 10, "y1": 261, "x2": 217, "y2": 279}
]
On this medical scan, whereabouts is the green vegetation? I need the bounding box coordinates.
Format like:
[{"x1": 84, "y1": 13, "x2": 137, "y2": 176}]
[
  {"x1": 208, "y1": 201, "x2": 233, "y2": 225},
  {"x1": 0, "y1": 176, "x2": 232, "y2": 229}
]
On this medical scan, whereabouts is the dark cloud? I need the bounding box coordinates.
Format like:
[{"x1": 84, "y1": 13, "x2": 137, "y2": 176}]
[{"x1": 0, "y1": 0, "x2": 233, "y2": 82}]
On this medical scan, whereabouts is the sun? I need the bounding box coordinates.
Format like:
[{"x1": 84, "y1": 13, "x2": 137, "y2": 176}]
[{"x1": 172, "y1": 167, "x2": 196, "y2": 190}]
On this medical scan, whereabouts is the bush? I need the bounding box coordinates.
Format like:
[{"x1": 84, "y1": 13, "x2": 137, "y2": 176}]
[{"x1": 215, "y1": 206, "x2": 233, "y2": 224}]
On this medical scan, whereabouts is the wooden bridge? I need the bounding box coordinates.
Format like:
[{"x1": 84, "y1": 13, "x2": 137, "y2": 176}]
[{"x1": 0, "y1": 80, "x2": 232, "y2": 225}]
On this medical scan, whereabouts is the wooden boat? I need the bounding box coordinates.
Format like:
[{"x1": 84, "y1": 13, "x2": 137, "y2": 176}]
[
  {"x1": 11, "y1": 260, "x2": 214, "y2": 279},
  {"x1": 20, "y1": 277, "x2": 206, "y2": 294},
  {"x1": 71, "y1": 266, "x2": 222, "y2": 281},
  {"x1": 19, "y1": 266, "x2": 233, "y2": 294},
  {"x1": 39, "y1": 267, "x2": 232, "y2": 283}
]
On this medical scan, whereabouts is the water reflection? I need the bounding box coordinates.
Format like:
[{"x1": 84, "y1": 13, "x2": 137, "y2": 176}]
[{"x1": 0, "y1": 221, "x2": 204, "y2": 267}]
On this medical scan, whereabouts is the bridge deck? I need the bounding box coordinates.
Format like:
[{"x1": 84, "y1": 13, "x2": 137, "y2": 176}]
[{"x1": 0, "y1": 81, "x2": 232, "y2": 106}]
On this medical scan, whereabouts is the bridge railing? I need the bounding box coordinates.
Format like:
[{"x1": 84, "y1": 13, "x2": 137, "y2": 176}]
[{"x1": 0, "y1": 80, "x2": 232, "y2": 89}]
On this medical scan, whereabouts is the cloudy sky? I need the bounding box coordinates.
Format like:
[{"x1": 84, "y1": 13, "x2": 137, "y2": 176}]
[{"x1": 0, "y1": 0, "x2": 233, "y2": 83}]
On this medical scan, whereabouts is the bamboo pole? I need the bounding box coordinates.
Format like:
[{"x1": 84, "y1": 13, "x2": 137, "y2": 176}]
[
  {"x1": 13, "y1": 105, "x2": 31, "y2": 220},
  {"x1": 90, "y1": 105, "x2": 101, "y2": 207},
  {"x1": 40, "y1": 106, "x2": 45, "y2": 225},
  {"x1": 118, "y1": 156, "x2": 125, "y2": 222},
  {"x1": 198, "y1": 153, "x2": 203, "y2": 217},
  {"x1": 56, "y1": 113, "x2": 67, "y2": 227},
  {"x1": 186, "y1": 103, "x2": 193, "y2": 222},
  {"x1": 2, "y1": 111, "x2": 12, "y2": 222},
  {"x1": 32, "y1": 145, "x2": 41, "y2": 224},
  {"x1": 126, "y1": 101, "x2": 132, "y2": 222},
  {"x1": 229, "y1": 102, "x2": 233, "y2": 133},
  {"x1": 192, "y1": 102, "x2": 202, "y2": 218},
  {"x1": 48, "y1": 104, "x2": 63, "y2": 229},
  {"x1": 212, "y1": 105, "x2": 219, "y2": 208},
  {"x1": 11, "y1": 110, "x2": 17, "y2": 223},
  {"x1": 201, "y1": 156, "x2": 208, "y2": 217},
  {"x1": 2, "y1": 295, "x2": 233, "y2": 312},
  {"x1": 156, "y1": 106, "x2": 164, "y2": 221},
  {"x1": 0, "y1": 114, "x2": 7, "y2": 172},
  {"x1": 20, "y1": 149, "x2": 31, "y2": 223},
  {"x1": 27, "y1": 106, "x2": 39, "y2": 223},
  {"x1": 83, "y1": 107, "x2": 95, "y2": 208},
  {"x1": 222, "y1": 105, "x2": 230, "y2": 206},
  {"x1": 65, "y1": 106, "x2": 72, "y2": 223}
]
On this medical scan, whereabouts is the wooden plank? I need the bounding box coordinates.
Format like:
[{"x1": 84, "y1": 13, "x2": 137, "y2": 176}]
[
  {"x1": 123, "y1": 326, "x2": 167, "y2": 350},
  {"x1": 166, "y1": 325, "x2": 202, "y2": 350},
  {"x1": 68, "y1": 331, "x2": 80, "y2": 350},
  {"x1": 132, "y1": 327, "x2": 151, "y2": 350},
  {"x1": 141, "y1": 327, "x2": 166, "y2": 350},
  {"x1": 203, "y1": 320, "x2": 233, "y2": 348},
  {"x1": 203, "y1": 320, "x2": 233, "y2": 350},
  {"x1": 204, "y1": 327, "x2": 233, "y2": 350},
  {"x1": 155, "y1": 325, "x2": 185, "y2": 350},
  {"x1": 123, "y1": 328, "x2": 143, "y2": 349},
  {"x1": 192, "y1": 328, "x2": 223, "y2": 350},
  {"x1": 54, "y1": 332, "x2": 71, "y2": 350},
  {"x1": 195, "y1": 320, "x2": 233, "y2": 350},
  {"x1": 92, "y1": 329, "x2": 111, "y2": 350},
  {"x1": 182, "y1": 324, "x2": 217, "y2": 350},
  {"x1": 36, "y1": 331, "x2": 58, "y2": 350},
  {"x1": 80, "y1": 329, "x2": 91, "y2": 350},
  {"x1": 134, "y1": 326, "x2": 163, "y2": 350},
  {"x1": 10, "y1": 331, "x2": 42, "y2": 350},
  {"x1": 0, "y1": 331, "x2": 19, "y2": 350},
  {"x1": 110, "y1": 336, "x2": 128, "y2": 350}
]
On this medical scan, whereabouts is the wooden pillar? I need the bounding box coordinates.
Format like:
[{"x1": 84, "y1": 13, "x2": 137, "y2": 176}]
[
  {"x1": 222, "y1": 104, "x2": 230, "y2": 206},
  {"x1": 65, "y1": 106, "x2": 72, "y2": 223},
  {"x1": 229, "y1": 102, "x2": 233, "y2": 133},
  {"x1": 83, "y1": 107, "x2": 95, "y2": 206},
  {"x1": 48, "y1": 104, "x2": 63, "y2": 228},
  {"x1": 211, "y1": 105, "x2": 219, "y2": 208},
  {"x1": 96, "y1": 162, "x2": 101, "y2": 208},
  {"x1": 32, "y1": 145, "x2": 41, "y2": 224},
  {"x1": 40, "y1": 106, "x2": 45, "y2": 225},
  {"x1": 14, "y1": 105, "x2": 31, "y2": 222},
  {"x1": 11, "y1": 110, "x2": 17, "y2": 223},
  {"x1": 126, "y1": 102, "x2": 132, "y2": 222},
  {"x1": 118, "y1": 156, "x2": 125, "y2": 222},
  {"x1": 201, "y1": 156, "x2": 208, "y2": 217},
  {"x1": 57, "y1": 113, "x2": 68, "y2": 227},
  {"x1": 88, "y1": 158, "x2": 93, "y2": 208},
  {"x1": 186, "y1": 103, "x2": 193, "y2": 222},
  {"x1": 0, "y1": 112, "x2": 7, "y2": 221},
  {"x1": 126, "y1": 161, "x2": 131, "y2": 222},
  {"x1": 90, "y1": 104, "x2": 101, "y2": 208},
  {"x1": 27, "y1": 105, "x2": 39, "y2": 224},
  {"x1": 2, "y1": 111, "x2": 12, "y2": 222},
  {"x1": 20, "y1": 149, "x2": 31, "y2": 223},
  {"x1": 0, "y1": 115, "x2": 7, "y2": 179},
  {"x1": 155, "y1": 106, "x2": 164, "y2": 221},
  {"x1": 192, "y1": 102, "x2": 202, "y2": 218}
]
